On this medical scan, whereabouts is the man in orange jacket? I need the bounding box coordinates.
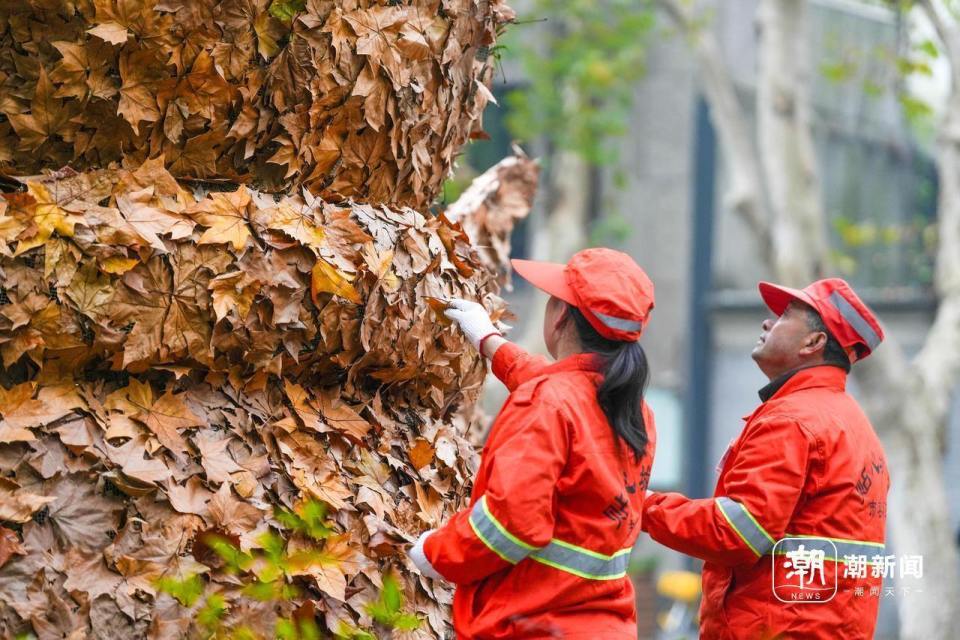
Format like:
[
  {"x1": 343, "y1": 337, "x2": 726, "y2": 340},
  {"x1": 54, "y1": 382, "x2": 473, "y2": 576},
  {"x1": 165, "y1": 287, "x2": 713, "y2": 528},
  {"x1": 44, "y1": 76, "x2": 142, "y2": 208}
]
[{"x1": 643, "y1": 278, "x2": 890, "y2": 639}]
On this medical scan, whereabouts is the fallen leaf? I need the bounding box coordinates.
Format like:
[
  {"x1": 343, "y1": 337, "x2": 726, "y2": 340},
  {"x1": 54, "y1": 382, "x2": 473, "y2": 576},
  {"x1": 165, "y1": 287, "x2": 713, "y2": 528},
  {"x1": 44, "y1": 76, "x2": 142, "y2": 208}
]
[
  {"x1": 409, "y1": 438, "x2": 435, "y2": 470},
  {"x1": 311, "y1": 258, "x2": 362, "y2": 305},
  {"x1": 187, "y1": 186, "x2": 253, "y2": 251},
  {"x1": 0, "y1": 526, "x2": 26, "y2": 568},
  {"x1": 87, "y1": 22, "x2": 129, "y2": 45}
]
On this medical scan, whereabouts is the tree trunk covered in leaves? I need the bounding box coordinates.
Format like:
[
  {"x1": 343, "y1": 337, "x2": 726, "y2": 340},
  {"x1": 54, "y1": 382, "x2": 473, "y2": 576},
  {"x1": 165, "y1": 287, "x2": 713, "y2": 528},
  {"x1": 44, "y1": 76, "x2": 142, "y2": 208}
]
[
  {"x1": 0, "y1": 0, "x2": 513, "y2": 209},
  {"x1": 0, "y1": 1, "x2": 531, "y2": 638}
]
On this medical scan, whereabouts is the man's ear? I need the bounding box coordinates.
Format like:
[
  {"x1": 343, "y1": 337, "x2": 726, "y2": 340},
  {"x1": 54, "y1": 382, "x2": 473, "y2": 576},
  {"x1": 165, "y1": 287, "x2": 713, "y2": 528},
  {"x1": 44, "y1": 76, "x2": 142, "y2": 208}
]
[
  {"x1": 552, "y1": 300, "x2": 570, "y2": 333},
  {"x1": 801, "y1": 331, "x2": 828, "y2": 356}
]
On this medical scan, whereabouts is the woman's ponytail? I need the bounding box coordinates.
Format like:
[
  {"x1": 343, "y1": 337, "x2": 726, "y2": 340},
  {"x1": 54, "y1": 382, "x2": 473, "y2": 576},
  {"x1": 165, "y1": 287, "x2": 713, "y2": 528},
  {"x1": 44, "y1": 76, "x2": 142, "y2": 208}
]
[{"x1": 568, "y1": 305, "x2": 650, "y2": 460}]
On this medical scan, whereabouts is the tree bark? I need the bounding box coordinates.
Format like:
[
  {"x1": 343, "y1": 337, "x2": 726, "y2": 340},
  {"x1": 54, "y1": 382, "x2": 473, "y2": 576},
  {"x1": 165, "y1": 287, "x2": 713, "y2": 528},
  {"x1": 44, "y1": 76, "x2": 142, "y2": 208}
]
[
  {"x1": 756, "y1": 0, "x2": 827, "y2": 285},
  {"x1": 656, "y1": 0, "x2": 773, "y2": 263}
]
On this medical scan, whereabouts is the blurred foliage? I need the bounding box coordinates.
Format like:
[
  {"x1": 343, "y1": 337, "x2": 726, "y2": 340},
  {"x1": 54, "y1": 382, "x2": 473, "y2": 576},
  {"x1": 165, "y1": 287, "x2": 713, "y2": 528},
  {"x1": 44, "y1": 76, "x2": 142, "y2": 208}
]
[
  {"x1": 817, "y1": 15, "x2": 939, "y2": 129},
  {"x1": 814, "y1": 2, "x2": 940, "y2": 288},
  {"x1": 627, "y1": 553, "x2": 660, "y2": 576},
  {"x1": 500, "y1": 0, "x2": 655, "y2": 166},
  {"x1": 829, "y1": 212, "x2": 938, "y2": 286},
  {"x1": 150, "y1": 499, "x2": 420, "y2": 640},
  {"x1": 589, "y1": 209, "x2": 633, "y2": 248}
]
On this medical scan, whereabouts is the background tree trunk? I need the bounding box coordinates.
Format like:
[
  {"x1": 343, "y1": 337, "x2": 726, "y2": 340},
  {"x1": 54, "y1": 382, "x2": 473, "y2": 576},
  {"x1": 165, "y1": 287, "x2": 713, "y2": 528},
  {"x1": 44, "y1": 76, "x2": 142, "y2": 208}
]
[{"x1": 756, "y1": 0, "x2": 827, "y2": 285}]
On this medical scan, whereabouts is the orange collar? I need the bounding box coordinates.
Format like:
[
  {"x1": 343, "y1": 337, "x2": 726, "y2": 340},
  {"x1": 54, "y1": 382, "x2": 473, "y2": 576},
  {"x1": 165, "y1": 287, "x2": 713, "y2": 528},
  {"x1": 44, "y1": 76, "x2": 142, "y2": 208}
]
[
  {"x1": 541, "y1": 352, "x2": 604, "y2": 376},
  {"x1": 759, "y1": 364, "x2": 848, "y2": 403}
]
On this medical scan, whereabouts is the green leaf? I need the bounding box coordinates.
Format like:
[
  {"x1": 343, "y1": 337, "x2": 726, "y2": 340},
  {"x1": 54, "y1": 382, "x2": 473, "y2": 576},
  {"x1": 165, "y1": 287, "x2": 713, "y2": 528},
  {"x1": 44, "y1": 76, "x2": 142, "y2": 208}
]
[
  {"x1": 155, "y1": 573, "x2": 205, "y2": 607},
  {"x1": 268, "y1": 0, "x2": 307, "y2": 23},
  {"x1": 364, "y1": 574, "x2": 420, "y2": 631},
  {"x1": 207, "y1": 535, "x2": 254, "y2": 573},
  {"x1": 197, "y1": 594, "x2": 227, "y2": 629},
  {"x1": 228, "y1": 627, "x2": 259, "y2": 640},
  {"x1": 820, "y1": 60, "x2": 855, "y2": 84},
  {"x1": 382, "y1": 575, "x2": 402, "y2": 614},
  {"x1": 276, "y1": 619, "x2": 297, "y2": 640},
  {"x1": 898, "y1": 93, "x2": 934, "y2": 124},
  {"x1": 393, "y1": 613, "x2": 420, "y2": 631},
  {"x1": 500, "y1": 0, "x2": 655, "y2": 167},
  {"x1": 917, "y1": 39, "x2": 939, "y2": 59},
  {"x1": 274, "y1": 499, "x2": 333, "y2": 541},
  {"x1": 334, "y1": 621, "x2": 376, "y2": 640}
]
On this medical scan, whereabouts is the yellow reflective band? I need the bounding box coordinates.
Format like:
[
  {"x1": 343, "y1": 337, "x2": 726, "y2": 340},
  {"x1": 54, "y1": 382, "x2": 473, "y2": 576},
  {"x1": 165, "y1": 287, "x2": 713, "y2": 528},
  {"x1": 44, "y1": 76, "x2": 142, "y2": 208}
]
[
  {"x1": 469, "y1": 496, "x2": 540, "y2": 564},
  {"x1": 716, "y1": 497, "x2": 775, "y2": 557},
  {"x1": 468, "y1": 496, "x2": 634, "y2": 579}
]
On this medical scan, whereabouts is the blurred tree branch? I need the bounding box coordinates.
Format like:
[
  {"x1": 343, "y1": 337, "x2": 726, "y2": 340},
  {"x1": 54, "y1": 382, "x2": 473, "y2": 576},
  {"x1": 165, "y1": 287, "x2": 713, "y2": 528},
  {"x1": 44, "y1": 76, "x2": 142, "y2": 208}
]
[{"x1": 655, "y1": 0, "x2": 774, "y2": 265}]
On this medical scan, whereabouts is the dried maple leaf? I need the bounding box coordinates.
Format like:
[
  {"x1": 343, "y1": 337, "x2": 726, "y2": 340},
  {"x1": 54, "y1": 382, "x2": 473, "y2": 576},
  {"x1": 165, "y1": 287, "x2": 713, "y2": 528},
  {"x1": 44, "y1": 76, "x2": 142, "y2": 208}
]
[
  {"x1": 0, "y1": 28, "x2": 536, "y2": 632},
  {"x1": 87, "y1": 21, "x2": 130, "y2": 45},
  {"x1": 12, "y1": 182, "x2": 82, "y2": 256},
  {"x1": 0, "y1": 0, "x2": 513, "y2": 208},
  {"x1": 311, "y1": 258, "x2": 362, "y2": 305},
  {"x1": 102, "y1": 436, "x2": 173, "y2": 485},
  {"x1": 408, "y1": 438, "x2": 435, "y2": 471},
  {"x1": 0, "y1": 526, "x2": 26, "y2": 569},
  {"x1": 208, "y1": 483, "x2": 264, "y2": 535},
  {"x1": 0, "y1": 382, "x2": 85, "y2": 430},
  {"x1": 130, "y1": 384, "x2": 205, "y2": 457},
  {"x1": 286, "y1": 533, "x2": 363, "y2": 602},
  {"x1": 0, "y1": 478, "x2": 57, "y2": 523},
  {"x1": 194, "y1": 432, "x2": 244, "y2": 484},
  {"x1": 6, "y1": 68, "x2": 74, "y2": 151},
  {"x1": 187, "y1": 186, "x2": 254, "y2": 251},
  {"x1": 165, "y1": 476, "x2": 215, "y2": 518}
]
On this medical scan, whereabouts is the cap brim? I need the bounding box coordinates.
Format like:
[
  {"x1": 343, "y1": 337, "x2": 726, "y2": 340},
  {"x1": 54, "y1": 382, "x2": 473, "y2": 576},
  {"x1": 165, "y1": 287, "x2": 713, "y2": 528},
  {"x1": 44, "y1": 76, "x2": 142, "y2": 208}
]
[
  {"x1": 758, "y1": 281, "x2": 817, "y2": 316},
  {"x1": 511, "y1": 258, "x2": 577, "y2": 305}
]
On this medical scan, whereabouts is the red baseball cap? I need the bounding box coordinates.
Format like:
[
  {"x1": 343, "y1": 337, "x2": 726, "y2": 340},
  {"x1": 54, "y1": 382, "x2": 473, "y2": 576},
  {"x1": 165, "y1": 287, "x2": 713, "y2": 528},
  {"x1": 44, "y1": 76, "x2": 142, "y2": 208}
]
[
  {"x1": 511, "y1": 248, "x2": 655, "y2": 342},
  {"x1": 758, "y1": 278, "x2": 884, "y2": 363}
]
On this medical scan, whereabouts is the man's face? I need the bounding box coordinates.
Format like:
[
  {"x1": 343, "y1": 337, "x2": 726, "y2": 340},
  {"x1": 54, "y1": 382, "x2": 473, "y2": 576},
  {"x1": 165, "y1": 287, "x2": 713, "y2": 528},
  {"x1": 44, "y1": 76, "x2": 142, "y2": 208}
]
[{"x1": 751, "y1": 301, "x2": 824, "y2": 379}]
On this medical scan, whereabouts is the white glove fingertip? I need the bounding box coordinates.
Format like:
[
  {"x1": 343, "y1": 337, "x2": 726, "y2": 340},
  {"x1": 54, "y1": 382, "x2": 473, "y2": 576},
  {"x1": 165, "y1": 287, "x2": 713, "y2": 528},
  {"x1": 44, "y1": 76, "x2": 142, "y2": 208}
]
[
  {"x1": 410, "y1": 530, "x2": 444, "y2": 581},
  {"x1": 447, "y1": 298, "x2": 470, "y2": 311}
]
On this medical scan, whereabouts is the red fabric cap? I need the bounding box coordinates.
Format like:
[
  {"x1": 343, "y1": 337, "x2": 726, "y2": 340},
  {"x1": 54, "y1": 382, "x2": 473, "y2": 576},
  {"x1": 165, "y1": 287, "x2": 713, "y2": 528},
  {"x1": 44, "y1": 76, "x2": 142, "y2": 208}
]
[
  {"x1": 758, "y1": 278, "x2": 884, "y2": 362},
  {"x1": 511, "y1": 248, "x2": 655, "y2": 342}
]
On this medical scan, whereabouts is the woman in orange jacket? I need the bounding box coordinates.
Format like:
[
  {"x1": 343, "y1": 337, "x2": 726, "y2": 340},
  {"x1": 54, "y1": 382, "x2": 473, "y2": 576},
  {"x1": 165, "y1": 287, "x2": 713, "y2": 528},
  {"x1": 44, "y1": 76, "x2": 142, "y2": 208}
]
[{"x1": 407, "y1": 248, "x2": 658, "y2": 639}]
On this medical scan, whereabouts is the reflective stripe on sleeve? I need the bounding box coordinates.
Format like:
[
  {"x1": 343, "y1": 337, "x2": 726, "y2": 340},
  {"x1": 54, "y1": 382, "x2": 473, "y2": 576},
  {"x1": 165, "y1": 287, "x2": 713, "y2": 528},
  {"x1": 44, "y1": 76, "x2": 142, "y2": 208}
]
[
  {"x1": 779, "y1": 534, "x2": 885, "y2": 562},
  {"x1": 716, "y1": 496, "x2": 776, "y2": 557},
  {"x1": 530, "y1": 539, "x2": 632, "y2": 580},
  {"x1": 468, "y1": 496, "x2": 633, "y2": 578},
  {"x1": 468, "y1": 495, "x2": 541, "y2": 564}
]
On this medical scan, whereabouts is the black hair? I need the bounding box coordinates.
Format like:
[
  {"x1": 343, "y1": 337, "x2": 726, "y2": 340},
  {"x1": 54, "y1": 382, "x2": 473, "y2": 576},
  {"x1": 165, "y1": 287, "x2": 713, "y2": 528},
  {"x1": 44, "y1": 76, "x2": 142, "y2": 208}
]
[
  {"x1": 567, "y1": 304, "x2": 650, "y2": 460},
  {"x1": 797, "y1": 304, "x2": 851, "y2": 372}
]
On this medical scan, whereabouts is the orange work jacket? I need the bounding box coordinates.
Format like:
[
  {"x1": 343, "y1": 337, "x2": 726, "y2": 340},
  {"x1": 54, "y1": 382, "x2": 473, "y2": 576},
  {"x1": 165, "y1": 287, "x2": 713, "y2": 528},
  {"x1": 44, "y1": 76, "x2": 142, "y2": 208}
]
[
  {"x1": 643, "y1": 365, "x2": 890, "y2": 639},
  {"x1": 424, "y1": 342, "x2": 657, "y2": 639}
]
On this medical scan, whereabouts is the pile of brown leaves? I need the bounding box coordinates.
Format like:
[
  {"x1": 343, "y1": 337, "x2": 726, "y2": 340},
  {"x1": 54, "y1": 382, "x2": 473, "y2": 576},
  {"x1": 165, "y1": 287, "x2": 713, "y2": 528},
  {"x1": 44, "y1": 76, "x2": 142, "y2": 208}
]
[
  {"x1": 0, "y1": 0, "x2": 513, "y2": 208},
  {"x1": 0, "y1": 150, "x2": 537, "y2": 638}
]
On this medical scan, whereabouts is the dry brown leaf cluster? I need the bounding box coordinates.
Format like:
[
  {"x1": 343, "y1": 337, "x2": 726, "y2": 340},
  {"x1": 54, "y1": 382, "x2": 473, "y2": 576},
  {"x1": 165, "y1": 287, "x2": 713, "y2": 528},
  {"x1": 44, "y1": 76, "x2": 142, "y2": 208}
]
[
  {"x1": 0, "y1": 0, "x2": 513, "y2": 208},
  {"x1": 0, "y1": 150, "x2": 537, "y2": 638},
  {"x1": 445, "y1": 147, "x2": 539, "y2": 288}
]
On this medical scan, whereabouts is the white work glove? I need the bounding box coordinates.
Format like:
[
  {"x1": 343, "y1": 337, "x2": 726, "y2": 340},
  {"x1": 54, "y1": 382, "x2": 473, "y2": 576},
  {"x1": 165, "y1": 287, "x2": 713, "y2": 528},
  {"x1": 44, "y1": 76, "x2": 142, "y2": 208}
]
[
  {"x1": 443, "y1": 298, "x2": 501, "y2": 349},
  {"x1": 409, "y1": 529, "x2": 445, "y2": 580}
]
